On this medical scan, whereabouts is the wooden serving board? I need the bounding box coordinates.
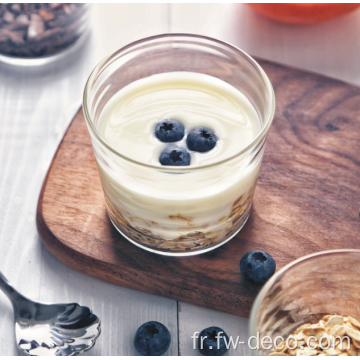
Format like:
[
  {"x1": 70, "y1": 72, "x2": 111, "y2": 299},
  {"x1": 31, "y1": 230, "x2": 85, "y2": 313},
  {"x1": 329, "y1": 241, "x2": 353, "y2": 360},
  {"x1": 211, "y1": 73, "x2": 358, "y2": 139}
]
[{"x1": 36, "y1": 60, "x2": 360, "y2": 318}]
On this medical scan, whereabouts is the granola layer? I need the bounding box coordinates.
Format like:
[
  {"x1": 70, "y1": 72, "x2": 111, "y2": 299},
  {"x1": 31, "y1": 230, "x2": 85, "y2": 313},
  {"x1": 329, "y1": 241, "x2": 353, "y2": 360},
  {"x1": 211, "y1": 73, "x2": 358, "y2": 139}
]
[{"x1": 105, "y1": 183, "x2": 256, "y2": 253}]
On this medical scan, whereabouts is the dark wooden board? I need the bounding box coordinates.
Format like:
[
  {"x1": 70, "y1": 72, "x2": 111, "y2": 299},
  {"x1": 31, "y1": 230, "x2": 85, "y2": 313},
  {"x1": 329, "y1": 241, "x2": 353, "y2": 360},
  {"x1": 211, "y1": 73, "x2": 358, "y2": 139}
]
[{"x1": 36, "y1": 60, "x2": 360, "y2": 317}]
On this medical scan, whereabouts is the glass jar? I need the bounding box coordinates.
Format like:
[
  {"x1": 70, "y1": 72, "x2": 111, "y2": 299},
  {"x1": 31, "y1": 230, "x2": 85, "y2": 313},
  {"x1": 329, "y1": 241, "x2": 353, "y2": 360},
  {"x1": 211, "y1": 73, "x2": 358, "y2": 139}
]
[
  {"x1": 249, "y1": 250, "x2": 360, "y2": 355},
  {"x1": 0, "y1": 3, "x2": 89, "y2": 65},
  {"x1": 83, "y1": 34, "x2": 275, "y2": 256}
]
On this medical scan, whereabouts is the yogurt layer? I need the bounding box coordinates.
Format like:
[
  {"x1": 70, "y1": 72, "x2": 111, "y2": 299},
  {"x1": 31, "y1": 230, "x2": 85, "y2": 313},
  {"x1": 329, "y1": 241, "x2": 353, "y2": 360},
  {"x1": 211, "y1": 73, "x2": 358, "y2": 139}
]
[
  {"x1": 95, "y1": 72, "x2": 263, "y2": 251},
  {"x1": 97, "y1": 72, "x2": 260, "y2": 167}
]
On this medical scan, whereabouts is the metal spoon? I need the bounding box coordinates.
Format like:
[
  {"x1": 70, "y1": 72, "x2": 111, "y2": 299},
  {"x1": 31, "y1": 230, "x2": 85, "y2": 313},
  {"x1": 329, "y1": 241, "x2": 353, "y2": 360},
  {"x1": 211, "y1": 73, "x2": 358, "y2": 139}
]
[{"x1": 0, "y1": 271, "x2": 101, "y2": 356}]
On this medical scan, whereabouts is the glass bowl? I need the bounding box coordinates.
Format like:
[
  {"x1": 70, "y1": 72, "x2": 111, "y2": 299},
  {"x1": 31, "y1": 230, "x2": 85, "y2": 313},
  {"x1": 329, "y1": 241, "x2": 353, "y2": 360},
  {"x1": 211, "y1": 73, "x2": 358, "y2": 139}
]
[
  {"x1": 249, "y1": 249, "x2": 360, "y2": 355},
  {"x1": 0, "y1": 3, "x2": 89, "y2": 65}
]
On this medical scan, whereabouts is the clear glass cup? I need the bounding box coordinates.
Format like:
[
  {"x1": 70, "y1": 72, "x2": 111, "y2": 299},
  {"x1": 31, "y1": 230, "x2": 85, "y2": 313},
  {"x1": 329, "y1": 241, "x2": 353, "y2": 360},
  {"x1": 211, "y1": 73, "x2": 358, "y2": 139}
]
[
  {"x1": 0, "y1": 3, "x2": 89, "y2": 65},
  {"x1": 83, "y1": 34, "x2": 275, "y2": 256},
  {"x1": 249, "y1": 249, "x2": 360, "y2": 355}
]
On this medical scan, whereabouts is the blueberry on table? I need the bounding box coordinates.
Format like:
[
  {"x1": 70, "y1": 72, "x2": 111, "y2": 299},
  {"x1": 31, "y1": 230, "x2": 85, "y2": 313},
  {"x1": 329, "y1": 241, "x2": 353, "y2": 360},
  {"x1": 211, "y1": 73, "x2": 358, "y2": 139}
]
[
  {"x1": 134, "y1": 321, "x2": 171, "y2": 356},
  {"x1": 155, "y1": 119, "x2": 185, "y2": 142},
  {"x1": 186, "y1": 127, "x2": 217, "y2": 152},
  {"x1": 240, "y1": 250, "x2": 276, "y2": 284},
  {"x1": 198, "y1": 326, "x2": 229, "y2": 356},
  {"x1": 159, "y1": 145, "x2": 191, "y2": 166}
]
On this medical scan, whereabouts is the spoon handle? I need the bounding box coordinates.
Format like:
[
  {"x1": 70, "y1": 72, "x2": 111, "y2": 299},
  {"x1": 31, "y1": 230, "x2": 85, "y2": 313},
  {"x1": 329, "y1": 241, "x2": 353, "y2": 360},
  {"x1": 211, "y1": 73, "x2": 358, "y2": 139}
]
[{"x1": 0, "y1": 271, "x2": 26, "y2": 307}]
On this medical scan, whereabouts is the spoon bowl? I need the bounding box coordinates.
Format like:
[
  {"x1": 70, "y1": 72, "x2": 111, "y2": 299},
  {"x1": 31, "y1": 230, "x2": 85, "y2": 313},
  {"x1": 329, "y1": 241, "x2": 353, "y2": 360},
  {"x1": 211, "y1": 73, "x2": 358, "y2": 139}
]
[{"x1": 0, "y1": 271, "x2": 101, "y2": 356}]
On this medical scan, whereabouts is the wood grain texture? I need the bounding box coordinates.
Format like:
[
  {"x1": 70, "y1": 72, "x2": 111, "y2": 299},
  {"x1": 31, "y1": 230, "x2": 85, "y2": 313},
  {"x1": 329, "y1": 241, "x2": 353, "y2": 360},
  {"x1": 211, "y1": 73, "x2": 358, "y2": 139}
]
[{"x1": 37, "y1": 59, "x2": 360, "y2": 318}]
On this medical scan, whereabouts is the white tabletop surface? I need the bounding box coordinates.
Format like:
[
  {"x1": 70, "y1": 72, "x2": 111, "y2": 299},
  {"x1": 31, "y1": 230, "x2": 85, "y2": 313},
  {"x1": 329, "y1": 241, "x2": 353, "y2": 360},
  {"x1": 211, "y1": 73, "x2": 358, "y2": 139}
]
[{"x1": 1, "y1": 3, "x2": 360, "y2": 356}]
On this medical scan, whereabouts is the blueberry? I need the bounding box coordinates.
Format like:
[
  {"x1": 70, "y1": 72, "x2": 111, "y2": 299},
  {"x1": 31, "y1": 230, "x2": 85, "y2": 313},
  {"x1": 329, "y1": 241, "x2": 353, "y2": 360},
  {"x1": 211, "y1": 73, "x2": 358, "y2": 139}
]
[
  {"x1": 240, "y1": 250, "x2": 276, "y2": 284},
  {"x1": 134, "y1": 321, "x2": 171, "y2": 356},
  {"x1": 155, "y1": 119, "x2": 185, "y2": 143},
  {"x1": 159, "y1": 145, "x2": 191, "y2": 166},
  {"x1": 186, "y1": 127, "x2": 217, "y2": 152},
  {"x1": 198, "y1": 326, "x2": 229, "y2": 356}
]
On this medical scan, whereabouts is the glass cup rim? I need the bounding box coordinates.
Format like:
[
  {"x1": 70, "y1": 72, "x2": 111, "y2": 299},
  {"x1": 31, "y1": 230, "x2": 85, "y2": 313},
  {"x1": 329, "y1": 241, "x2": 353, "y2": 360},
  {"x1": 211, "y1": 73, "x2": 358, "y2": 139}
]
[
  {"x1": 83, "y1": 33, "x2": 276, "y2": 172},
  {"x1": 248, "y1": 248, "x2": 360, "y2": 354}
]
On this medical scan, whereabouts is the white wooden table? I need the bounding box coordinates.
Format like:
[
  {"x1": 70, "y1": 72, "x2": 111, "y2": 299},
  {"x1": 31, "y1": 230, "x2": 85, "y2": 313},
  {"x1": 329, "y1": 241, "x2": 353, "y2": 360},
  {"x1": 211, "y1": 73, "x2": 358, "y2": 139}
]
[{"x1": 1, "y1": 4, "x2": 360, "y2": 356}]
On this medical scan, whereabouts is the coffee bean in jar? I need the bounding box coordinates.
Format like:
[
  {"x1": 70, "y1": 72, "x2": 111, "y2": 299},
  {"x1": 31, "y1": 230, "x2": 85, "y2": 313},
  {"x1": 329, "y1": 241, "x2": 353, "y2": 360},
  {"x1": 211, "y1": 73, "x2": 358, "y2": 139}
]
[{"x1": 0, "y1": 3, "x2": 89, "y2": 61}]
